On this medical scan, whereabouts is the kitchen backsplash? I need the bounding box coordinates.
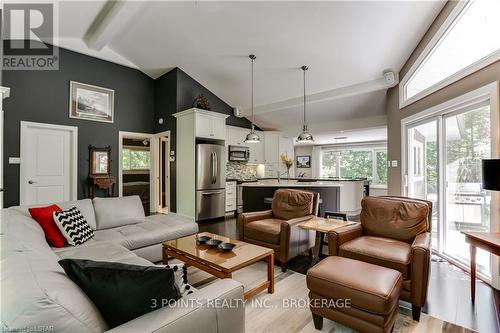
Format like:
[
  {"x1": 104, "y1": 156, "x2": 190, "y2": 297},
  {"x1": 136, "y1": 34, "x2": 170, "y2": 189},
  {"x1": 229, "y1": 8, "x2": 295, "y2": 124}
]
[{"x1": 226, "y1": 161, "x2": 258, "y2": 180}]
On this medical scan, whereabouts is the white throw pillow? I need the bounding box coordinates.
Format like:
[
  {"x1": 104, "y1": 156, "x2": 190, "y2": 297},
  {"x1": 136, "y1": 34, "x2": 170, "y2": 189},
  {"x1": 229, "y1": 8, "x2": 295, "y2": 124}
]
[{"x1": 53, "y1": 207, "x2": 94, "y2": 246}]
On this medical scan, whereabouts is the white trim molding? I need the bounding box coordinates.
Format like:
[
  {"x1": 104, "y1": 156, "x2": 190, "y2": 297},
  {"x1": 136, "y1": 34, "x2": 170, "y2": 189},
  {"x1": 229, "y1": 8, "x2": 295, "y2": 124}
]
[
  {"x1": 0, "y1": 87, "x2": 11, "y2": 99},
  {"x1": 399, "y1": 0, "x2": 500, "y2": 108}
]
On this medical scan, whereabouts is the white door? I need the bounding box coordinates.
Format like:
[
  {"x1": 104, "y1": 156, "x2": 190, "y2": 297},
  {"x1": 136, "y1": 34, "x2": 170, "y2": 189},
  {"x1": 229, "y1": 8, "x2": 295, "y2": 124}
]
[
  {"x1": 0, "y1": 98, "x2": 4, "y2": 208},
  {"x1": 0, "y1": 87, "x2": 9, "y2": 208},
  {"x1": 20, "y1": 122, "x2": 77, "y2": 205}
]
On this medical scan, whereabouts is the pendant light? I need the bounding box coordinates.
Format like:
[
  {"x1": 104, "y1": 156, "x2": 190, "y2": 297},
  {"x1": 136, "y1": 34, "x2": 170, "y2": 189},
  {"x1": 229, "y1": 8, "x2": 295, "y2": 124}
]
[
  {"x1": 244, "y1": 54, "x2": 260, "y2": 143},
  {"x1": 296, "y1": 65, "x2": 314, "y2": 143}
]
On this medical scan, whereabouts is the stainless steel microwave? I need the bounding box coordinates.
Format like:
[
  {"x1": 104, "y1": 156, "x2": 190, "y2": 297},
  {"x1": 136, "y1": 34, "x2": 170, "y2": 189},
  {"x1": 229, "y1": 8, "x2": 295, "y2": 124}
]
[{"x1": 228, "y1": 145, "x2": 250, "y2": 162}]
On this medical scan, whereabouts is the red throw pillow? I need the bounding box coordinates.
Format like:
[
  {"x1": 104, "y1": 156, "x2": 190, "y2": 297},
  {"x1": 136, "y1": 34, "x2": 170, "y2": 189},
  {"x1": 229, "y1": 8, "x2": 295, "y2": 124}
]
[{"x1": 29, "y1": 204, "x2": 66, "y2": 248}]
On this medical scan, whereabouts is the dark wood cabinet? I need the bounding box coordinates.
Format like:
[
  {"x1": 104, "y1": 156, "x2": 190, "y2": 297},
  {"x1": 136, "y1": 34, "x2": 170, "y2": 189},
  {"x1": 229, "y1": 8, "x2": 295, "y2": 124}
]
[
  {"x1": 88, "y1": 145, "x2": 114, "y2": 198},
  {"x1": 89, "y1": 175, "x2": 115, "y2": 198}
]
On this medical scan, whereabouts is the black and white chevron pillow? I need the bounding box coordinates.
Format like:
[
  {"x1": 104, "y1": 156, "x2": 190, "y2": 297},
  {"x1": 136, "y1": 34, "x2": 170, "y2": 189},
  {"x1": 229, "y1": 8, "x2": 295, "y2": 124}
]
[{"x1": 53, "y1": 207, "x2": 94, "y2": 246}]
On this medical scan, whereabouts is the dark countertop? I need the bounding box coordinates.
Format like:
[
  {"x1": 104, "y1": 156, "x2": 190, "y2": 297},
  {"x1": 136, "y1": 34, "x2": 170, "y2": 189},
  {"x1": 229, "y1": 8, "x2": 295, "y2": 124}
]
[
  {"x1": 226, "y1": 177, "x2": 367, "y2": 182},
  {"x1": 226, "y1": 178, "x2": 369, "y2": 187},
  {"x1": 257, "y1": 177, "x2": 368, "y2": 182}
]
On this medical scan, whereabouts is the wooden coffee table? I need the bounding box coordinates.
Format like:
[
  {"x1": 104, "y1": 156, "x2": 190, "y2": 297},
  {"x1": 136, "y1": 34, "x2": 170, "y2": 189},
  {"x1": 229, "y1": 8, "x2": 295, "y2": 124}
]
[
  {"x1": 299, "y1": 217, "x2": 357, "y2": 258},
  {"x1": 163, "y1": 232, "x2": 274, "y2": 300}
]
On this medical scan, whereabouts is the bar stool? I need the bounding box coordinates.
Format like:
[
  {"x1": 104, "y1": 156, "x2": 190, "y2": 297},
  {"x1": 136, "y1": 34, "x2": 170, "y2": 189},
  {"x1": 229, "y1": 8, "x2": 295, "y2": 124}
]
[{"x1": 263, "y1": 197, "x2": 273, "y2": 209}]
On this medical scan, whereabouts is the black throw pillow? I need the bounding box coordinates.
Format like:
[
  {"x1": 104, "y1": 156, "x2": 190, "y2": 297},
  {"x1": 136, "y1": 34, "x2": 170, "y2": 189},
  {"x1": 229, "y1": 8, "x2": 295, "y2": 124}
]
[{"x1": 59, "y1": 259, "x2": 181, "y2": 328}]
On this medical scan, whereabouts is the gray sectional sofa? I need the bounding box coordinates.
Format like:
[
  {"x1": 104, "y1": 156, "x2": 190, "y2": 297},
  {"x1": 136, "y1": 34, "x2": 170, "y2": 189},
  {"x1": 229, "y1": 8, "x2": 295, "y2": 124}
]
[{"x1": 1, "y1": 195, "x2": 245, "y2": 333}]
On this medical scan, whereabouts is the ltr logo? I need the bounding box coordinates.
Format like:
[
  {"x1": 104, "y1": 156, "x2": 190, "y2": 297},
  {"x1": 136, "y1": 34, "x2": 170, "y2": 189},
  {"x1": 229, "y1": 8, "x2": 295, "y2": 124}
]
[
  {"x1": 4, "y1": 3, "x2": 53, "y2": 55},
  {"x1": 2, "y1": 3, "x2": 58, "y2": 70}
]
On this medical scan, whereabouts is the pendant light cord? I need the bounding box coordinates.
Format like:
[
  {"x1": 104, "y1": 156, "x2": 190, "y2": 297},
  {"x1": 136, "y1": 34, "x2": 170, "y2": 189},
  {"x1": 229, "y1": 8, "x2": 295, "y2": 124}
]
[
  {"x1": 303, "y1": 67, "x2": 306, "y2": 126},
  {"x1": 251, "y1": 55, "x2": 255, "y2": 131}
]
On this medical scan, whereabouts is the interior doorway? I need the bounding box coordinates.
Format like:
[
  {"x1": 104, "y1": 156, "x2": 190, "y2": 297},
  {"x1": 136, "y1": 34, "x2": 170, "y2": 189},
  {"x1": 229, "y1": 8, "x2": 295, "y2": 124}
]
[
  {"x1": 120, "y1": 134, "x2": 152, "y2": 214},
  {"x1": 154, "y1": 131, "x2": 170, "y2": 214},
  {"x1": 118, "y1": 131, "x2": 170, "y2": 215}
]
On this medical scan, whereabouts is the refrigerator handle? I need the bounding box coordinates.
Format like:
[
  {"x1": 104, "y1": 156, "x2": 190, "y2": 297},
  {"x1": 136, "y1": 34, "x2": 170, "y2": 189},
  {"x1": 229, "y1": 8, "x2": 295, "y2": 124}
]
[
  {"x1": 211, "y1": 152, "x2": 216, "y2": 184},
  {"x1": 214, "y1": 152, "x2": 218, "y2": 184}
]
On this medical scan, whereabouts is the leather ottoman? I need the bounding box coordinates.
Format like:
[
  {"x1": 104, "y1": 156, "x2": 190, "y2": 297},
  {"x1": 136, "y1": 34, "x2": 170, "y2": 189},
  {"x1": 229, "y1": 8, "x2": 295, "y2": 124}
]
[{"x1": 306, "y1": 256, "x2": 402, "y2": 333}]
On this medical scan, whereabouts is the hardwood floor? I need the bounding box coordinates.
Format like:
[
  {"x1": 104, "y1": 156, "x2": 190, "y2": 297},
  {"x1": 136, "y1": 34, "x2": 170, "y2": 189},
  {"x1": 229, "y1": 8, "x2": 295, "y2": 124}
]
[{"x1": 198, "y1": 215, "x2": 500, "y2": 333}]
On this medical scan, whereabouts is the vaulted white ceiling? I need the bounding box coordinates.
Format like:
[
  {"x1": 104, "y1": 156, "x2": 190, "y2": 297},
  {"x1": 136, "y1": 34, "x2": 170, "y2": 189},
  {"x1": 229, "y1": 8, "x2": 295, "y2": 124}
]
[{"x1": 54, "y1": 0, "x2": 445, "y2": 144}]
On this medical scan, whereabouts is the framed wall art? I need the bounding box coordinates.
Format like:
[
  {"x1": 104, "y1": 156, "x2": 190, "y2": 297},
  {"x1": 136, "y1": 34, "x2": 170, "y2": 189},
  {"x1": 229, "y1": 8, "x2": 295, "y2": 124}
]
[
  {"x1": 296, "y1": 155, "x2": 311, "y2": 168},
  {"x1": 69, "y1": 81, "x2": 114, "y2": 123}
]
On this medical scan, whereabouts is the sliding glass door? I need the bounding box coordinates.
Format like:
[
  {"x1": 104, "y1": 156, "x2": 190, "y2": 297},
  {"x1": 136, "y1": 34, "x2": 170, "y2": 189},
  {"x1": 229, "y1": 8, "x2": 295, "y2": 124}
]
[
  {"x1": 406, "y1": 120, "x2": 439, "y2": 249},
  {"x1": 404, "y1": 94, "x2": 496, "y2": 280},
  {"x1": 443, "y1": 103, "x2": 491, "y2": 274}
]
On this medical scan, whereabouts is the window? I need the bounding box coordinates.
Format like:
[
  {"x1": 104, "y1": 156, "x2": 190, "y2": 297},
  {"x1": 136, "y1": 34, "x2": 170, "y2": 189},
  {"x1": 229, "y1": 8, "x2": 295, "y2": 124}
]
[
  {"x1": 321, "y1": 151, "x2": 338, "y2": 178},
  {"x1": 374, "y1": 150, "x2": 387, "y2": 185},
  {"x1": 400, "y1": 0, "x2": 500, "y2": 107},
  {"x1": 340, "y1": 150, "x2": 373, "y2": 180},
  {"x1": 122, "y1": 147, "x2": 150, "y2": 171},
  {"x1": 321, "y1": 147, "x2": 387, "y2": 186}
]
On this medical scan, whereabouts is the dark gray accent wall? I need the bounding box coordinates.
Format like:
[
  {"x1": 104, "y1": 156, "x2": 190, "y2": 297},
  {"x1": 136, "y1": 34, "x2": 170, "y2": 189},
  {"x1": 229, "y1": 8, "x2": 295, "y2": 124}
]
[
  {"x1": 176, "y1": 68, "x2": 256, "y2": 128},
  {"x1": 2, "y1": 45, "x2": 155, "y2": 207},
  {"x1": 154, "y1": 69, "x2": 177, "y2": 211},
  {"x1": 2, "y1": 47, "x2": 254, "y2": 210},
  {"x1": 154, "y1": 68, "x2": 255, "y2": 212}
]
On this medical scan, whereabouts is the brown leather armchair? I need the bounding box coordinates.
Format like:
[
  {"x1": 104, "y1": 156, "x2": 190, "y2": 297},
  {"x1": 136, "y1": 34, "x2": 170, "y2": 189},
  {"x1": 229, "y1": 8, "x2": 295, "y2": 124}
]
[
  {"x1": 239, "y1": 189, "x2": 319, "y2": 272},
  {"x1": 328, "y1": 196, "x2": 432, "y2": 321}
]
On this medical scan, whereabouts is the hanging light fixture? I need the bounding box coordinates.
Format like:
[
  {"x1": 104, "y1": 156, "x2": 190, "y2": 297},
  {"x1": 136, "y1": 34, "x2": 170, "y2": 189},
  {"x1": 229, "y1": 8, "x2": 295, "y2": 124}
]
[
  {"x1": 244, "y1": 54, "x2": 260, "y2": 143},
  {"x1": 296, "y1": 65, "x2": 314, "y2": 143}
]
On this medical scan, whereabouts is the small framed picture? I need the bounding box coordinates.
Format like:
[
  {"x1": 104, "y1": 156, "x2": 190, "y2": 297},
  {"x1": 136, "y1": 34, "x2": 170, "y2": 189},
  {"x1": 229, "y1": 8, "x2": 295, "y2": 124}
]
[
  {"x1": 296, "y1": 155, "x2": 311, "y2": 168},
  {"x1": 69, "y1": 81, "x2": 114, "y2": 123}
]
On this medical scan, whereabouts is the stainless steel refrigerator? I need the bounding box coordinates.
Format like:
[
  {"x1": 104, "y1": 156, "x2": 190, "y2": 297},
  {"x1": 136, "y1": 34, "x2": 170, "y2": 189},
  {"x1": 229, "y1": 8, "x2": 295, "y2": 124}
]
[{"x1": 195, "y1": 143, "x2": 226, "y2": 221}]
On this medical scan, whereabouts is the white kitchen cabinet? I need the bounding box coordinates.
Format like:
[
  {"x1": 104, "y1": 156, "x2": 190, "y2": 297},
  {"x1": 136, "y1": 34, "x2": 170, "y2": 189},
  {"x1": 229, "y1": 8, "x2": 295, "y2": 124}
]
[
  {"x1": 225, "y1": 180, "x2": 237, "y2": 212},
  {"x1": 195, "y1": 111, "x2": 226, "y2": 140},
  {"x1": 210, "y1": 116, "x2": 227, "y2": 140},
  {"x1": 226, "y1": 126, "x2": 246, "y2": 146},
  {"x1": 264, "y1": 132, "x2": 280, "y2": 163},
  {"x1": 248, "y1": 134, "x2": 264, "y2": 164},
  {"x1": 264, "y1": 132, "x2": 294, "y2": 177}
]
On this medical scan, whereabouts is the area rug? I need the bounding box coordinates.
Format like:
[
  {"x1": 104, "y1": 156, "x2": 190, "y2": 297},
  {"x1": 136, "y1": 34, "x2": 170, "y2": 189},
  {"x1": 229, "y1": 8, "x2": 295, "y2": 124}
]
[{"x1": 169, "y1": 259, "x2": 477, "y2": 333}]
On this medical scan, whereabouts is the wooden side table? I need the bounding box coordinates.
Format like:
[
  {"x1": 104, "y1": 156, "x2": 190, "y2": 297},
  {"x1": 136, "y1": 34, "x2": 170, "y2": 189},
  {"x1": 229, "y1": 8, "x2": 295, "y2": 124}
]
[
  {"x1": 89, "y1": 175, "x2": 116, "y2": 198},
  {"x1": 462, "y1": 231, "x2": 500, "y2": 303},
  {"x1": 298, "y1": 217, "x2": 357, "y2": 259}
]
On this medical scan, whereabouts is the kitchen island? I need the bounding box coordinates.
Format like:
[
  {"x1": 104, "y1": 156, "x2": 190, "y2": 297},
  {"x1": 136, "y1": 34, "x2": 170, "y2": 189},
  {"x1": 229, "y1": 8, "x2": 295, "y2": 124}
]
[{"x1": 241, "y1": 179, "x2": 365, "y2": 216}]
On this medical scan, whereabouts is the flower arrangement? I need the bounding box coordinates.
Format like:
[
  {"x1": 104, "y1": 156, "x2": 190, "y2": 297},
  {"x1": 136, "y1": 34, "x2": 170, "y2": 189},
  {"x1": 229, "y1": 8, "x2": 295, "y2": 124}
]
[{"x1": 280, "y1": 153, "x2": 293, "y2": 178}]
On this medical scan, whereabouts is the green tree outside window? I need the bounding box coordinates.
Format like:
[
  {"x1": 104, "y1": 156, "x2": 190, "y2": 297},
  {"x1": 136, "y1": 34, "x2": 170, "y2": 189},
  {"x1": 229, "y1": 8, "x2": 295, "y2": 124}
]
[{"x1": 122, "y1": 148, "x2": 150, "y2": 170}]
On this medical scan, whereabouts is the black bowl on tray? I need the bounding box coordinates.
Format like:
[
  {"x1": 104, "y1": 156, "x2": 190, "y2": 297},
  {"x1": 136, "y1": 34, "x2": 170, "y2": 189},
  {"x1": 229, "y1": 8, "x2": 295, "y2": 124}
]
[
  {"x1": 206, "y1": 239, "x2": 223, "y2": 248},
  {"x1": 218, "y1": 242, "x2": 236, "y2": 252},
  {"x1": 196, "y1": 235, "x2": 211, "y2": 244}
]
